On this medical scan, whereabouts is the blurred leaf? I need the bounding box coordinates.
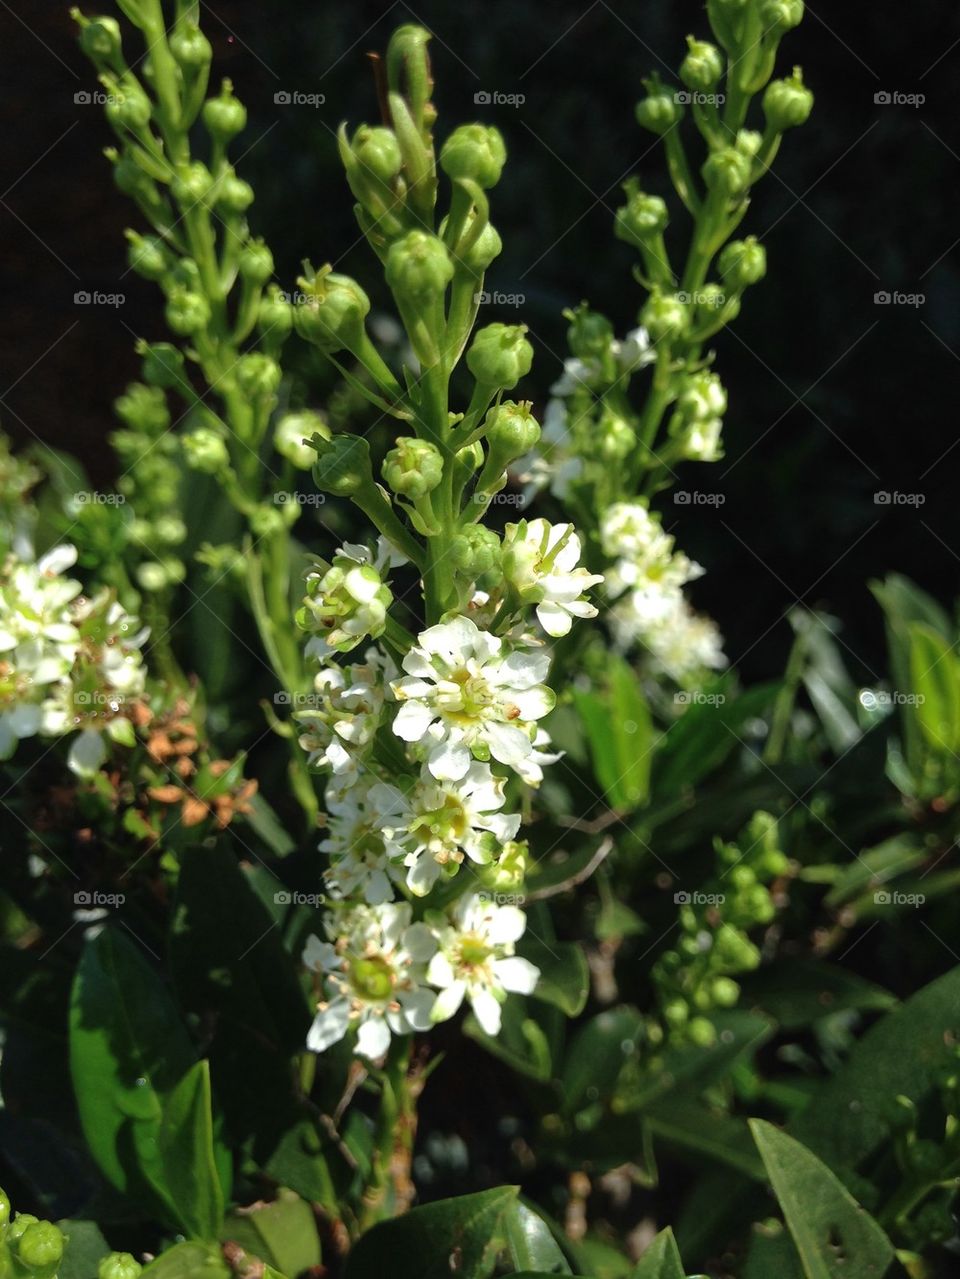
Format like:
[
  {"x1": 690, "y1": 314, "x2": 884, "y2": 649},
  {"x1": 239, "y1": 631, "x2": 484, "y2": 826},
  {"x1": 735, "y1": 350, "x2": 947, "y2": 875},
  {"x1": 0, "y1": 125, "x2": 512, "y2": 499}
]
[
  {"x1": 140, "y1": 1243, "x2": 231, "y2": 1279},
  {"x1": 644, "y1": 1099, "x2": 764, "y2": 1180},
  {"x1": 344, "y1": 1187, "x2": 519, "y2": 1279},
  {"x1": 55, "y1": 1220, "x2": 110, "y2": 1279},
  {"x1": 522, "y1": 939, "x2": 589, "y2": 1017},
  {"x1": 560, "y1": 1007, "x2": 643, "y2": 1116},
  {"x1": 741, "y1": 1221, "x2": 805, "y2": 1278},
  {"x1": 739, "y1": 960, "x2": 897, "y2": 1029},
  {"x1": 465, "y1": 998, "x2": 553, "y2": 1082},
  {"x1": 573, "y1": 654, "x2": 652, "y2": 810},
  {"x1": 790, "y1": 965, "x2": 960, "y2": 1198},
  {"x1": 505, "y1": 1201, "x2": 571, "y2": 1274},
  {"x1": 823, "y1": 836, "x2": 927, "y2": 910},
  {"x1": 908, "y1": 622, "x2": 960, "y2": 757},
  {"x1": 632, "y1": 1227, "x2": 685, "y2": 1278},
  {"x1": 158, "y1": 1060, "x2": 226, "y2": 1241},
  {"x1": 69, "y1": 929, "x2": 197, "y2": 1223},
  {"x1": 221, "y1": 1190, "x2": 321, "y2": 1276},
  {"x1": 750, "y1": 1120, "x2": 894, "y2": 1278}
]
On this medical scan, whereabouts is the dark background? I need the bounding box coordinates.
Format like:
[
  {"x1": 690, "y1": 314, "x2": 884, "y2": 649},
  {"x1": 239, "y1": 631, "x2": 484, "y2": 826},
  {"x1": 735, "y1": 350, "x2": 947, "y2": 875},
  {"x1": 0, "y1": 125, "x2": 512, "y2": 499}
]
[{"x1": 2, "y1": 0, "x2": 958, "y2": 685}]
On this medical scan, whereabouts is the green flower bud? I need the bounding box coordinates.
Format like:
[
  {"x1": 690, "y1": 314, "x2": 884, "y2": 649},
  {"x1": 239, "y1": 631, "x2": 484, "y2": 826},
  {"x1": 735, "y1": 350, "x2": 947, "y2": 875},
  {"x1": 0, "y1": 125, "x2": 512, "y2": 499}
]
[
  {"x1": 761, "y1": 0, "x2": 804, "y2": 35},
  {"x1": 565, "y1": 304, "x2": 614, "y2": 360},
  {"x1": 678, "y1": 370, "x2": 726, "y2": 422},
  {"x1": 597, "y1": 408, "x2": 636, "y2": 461},
  {"x1": 459, "y1": 220, "x2": 503, "y2": 274},
  {"x1": 111, "y1": 152, "x2": 154, "y2": 199},
  {"x1": 635, "y1": 83, "x2": 684, "y2": 135},
  {"x1": 718, "y1": 236, "x2": 767, "y2": 288},
  {"x1": 216, "y1": 173, "x2": 255, "y2": 214},
  {"x1": 235, "y1": 353, "x2": 281, "y2": 400},
  {"x1": 155, "y1": 515, "x2": 186, "y2": 545},
  {"x1": 165, "y1": 288, "x2": 210, "y2": 336},
  {"x1": 171, "y1": 162, "x2": 215, "y2": 207},
  {"x1": 680, "y1": 37, "x2": 724, "y2": 91},
  {"x1": 663, "y1": 998, "x2": 689, "y2": 1028},
  {"x1": 298, "y1": 543, "x2": 393, "y2": 652},
  {"x1": 640, "y1": 291, "x2": 690, "y2": 343},
  {"x1": 702, "y1": 146, "x2": 752, "y2": 197},
  {"x1": 712, "y1": 976, "x2": 740, "y2": 1007},
  {"x1": 311, "y1": 433, "x2": 374, "y2": 497},
  {"x1": 0, "y1": 1186, "x2": 10, "y2": 1227},
  {"x1": 688, "y1": 1016, "x2": 717, "y2": 1047},
  {"x1": 76, "y1": 14, "x2": 123, "y2": 66},
  {"x1": 98, "y1": 1253, "x2": 143, "y2": 1279},
  {"x1": 382, "y1": 436, "x2": 443, "y2": 498},
  {"x1": 292, "y1": 264, "x2": 371, "y2": 355},
  {"x1": 250, "y1": 504, "x2": 285, "y2": 538},
  {"x1": 615, "y1": 180, "x2": 669, "y2": 247},
  {"x1": 440, "y1": 124, "x2": 507, "y2": 189},
  {"x1": 385, "y1": 231, "x2": 454, "y2": 304},
  {"x1": 138, "y1": 341, "x2": 185, "y2": 390},
  {"x1": 115, "y1": 382, "x2": 169, "y2": 434},
  {"x1": 466, "y1": 323, "x2": 533, "y2": 391},
  {"x1": 352, "y1": 124, "x2": 403, "y2": 183},
  {"x1": 125, "y1": 231, "x2": 168, "y2": 281},
  {"x1": 182, "y1": 427, "x2": 229, "y2": 474},
  {"x1": 275, "y1": 410, "x2": 328, "y2": 468},
  {"x1": 735, "y1": 128, "x2": 763, "y2": 159},
  {"x1": 168, "y1": 21, "x2": 212, "y2": 69},
  {"x1": 202, "y1": 79, "x2": 247, "y2": 144},
  {"x1": 450, "y1": 524, "x2": 501, "y2": 577},
  {"x1": 12, "y1": 1220, "x2": 64, "y2": 1279},
  {"x1": 136, "y1": 561, "x2": 168, "y2": 592},
  {"x1": 238, "y1": 238, "x2": 274, "y2": 285},
  {"x1": 105, "y1": 82, "x2": 151, "y2": 131},
  {"x1": 764, "y1": 67, "x2": 814, "y2": 131},
  {"x1": 485, "y1": 400, "x2": 541, "y2": 460}
]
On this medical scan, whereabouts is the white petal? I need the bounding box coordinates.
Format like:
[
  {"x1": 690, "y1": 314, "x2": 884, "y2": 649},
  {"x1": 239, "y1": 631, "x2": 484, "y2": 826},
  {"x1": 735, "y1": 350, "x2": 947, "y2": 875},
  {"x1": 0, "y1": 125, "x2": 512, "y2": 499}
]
[
  {"x1": 510, "y1": 686, "x2": 555, "y2": 720},
  {"x1": 494, "y1": 956, "x2": 540, "y2": 995},
  {"x1": 485, "y1": 722, "x2": 533, "y2": 769},
  {"x1": 426, "y1": 951, "x2": 456, "y2": 988},
  {"x1": 306, "y1": 1000, "x2": 350, "y2": 1052},
  {"x1": 303, "y1": 935, "x2": 338, "y2": 971},
  {"x1": 430, "y1": 979, "x2": 466, "y2": 1024},
  {"x1": 68, "y1": 728, "x2": 107, "y2": 778},
  {"x1": 487, "y1": 905, "x2": 527, "y2": 945},
  {"x1": 536, "y1": 601, "x2": 572, "y2": 637},
  {"x1": 398, "y1": 987, "x2": 436, "y2": 1031},
  {"x1": 406, "y1": 853, "x2": 440, "y2": 897},
  {"x1": 471, "y1": 986, "x2": 503, "y2": 1036},
  {"x1": 356, "y1": 1016, "x2": 392, "y2": 1060},
  {"x1": 392, "y1": 700, "x2": 435, "y2": 743},
  {"x1": 428, "y1": 735, "x2": 471, "y2": 781},
  {"x1": 403, "y1": 922, "x2": 438, "y2": 964}
]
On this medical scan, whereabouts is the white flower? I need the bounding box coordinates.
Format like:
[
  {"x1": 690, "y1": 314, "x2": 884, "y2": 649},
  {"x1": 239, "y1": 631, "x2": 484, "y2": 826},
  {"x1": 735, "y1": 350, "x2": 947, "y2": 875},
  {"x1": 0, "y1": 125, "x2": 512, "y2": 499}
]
[
  {"x1": 303, "y1": 901, "x2": 437, "y2": 1060},
  {"x1": 297, "y1": 647, "x2": 393, "y2": 777},
  {"x1": 299, "y1": 539, "x2": 403, "y2": 657},
  {"x1": 610, "y1": 588, "x2": 726, "y2": 680},
  {"x1": 391, "y1": 616, "x2": 554, "y2": 781},
  {"x1": 516, "y1": 398, "x2": 584, "y2": 502},
  {"x1": 321, "y1": 777, "x2": 405, "y2": 905},
  {"x1": 426, "y1": 893, "x2": 540, "y2": 1036},
  {"x1": 374, "y1": 762, "x2": 521, "y2": 896},
  {"x1": 502, "y1": 518, "x2": 603, "y2": 637},
  {"x1": 616, "y1": 326, "x2": 657, "y2": 374}
]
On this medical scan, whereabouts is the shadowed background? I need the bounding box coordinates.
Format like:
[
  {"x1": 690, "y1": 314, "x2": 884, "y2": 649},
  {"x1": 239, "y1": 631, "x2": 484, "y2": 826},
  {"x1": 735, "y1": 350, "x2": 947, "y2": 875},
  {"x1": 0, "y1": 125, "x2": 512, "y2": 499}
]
[{"x1": 2, "y1": 0, "x2": 958, "y2": 686}]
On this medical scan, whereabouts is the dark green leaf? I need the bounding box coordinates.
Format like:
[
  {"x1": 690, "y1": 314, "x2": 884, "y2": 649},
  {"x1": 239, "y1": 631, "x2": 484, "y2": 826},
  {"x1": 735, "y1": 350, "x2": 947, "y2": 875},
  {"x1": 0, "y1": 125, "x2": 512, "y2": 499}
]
[
  {"x1": 139, "y1": 1242, "x2": 231, "y2": 1279},
  {"x1": 560, "y1": 1007, "x2": 643, "y2": 1116},
  {"x1": 521, "y1": 939, "x2": 589, "y2": 1017},
  {"x1": 158, "y1": 1060, "x2": 226, "y2": 1241},
  {"x1": 55, "y1": 1220, "x2": 110, "y2": 1279},
  {"x1": 632, "y1": 1227, "x2": 685, "y2": 1278},
  {"x1": 573, "y1": 655, "x2": 653, "y2": 811},
  {"x1": 344, "y1": 1187, "x2": 519, "y2": 1279},
  {"x1": 505, "y1": 1201, "x2": 571, "y2": 1274},
  {"x1": 221, "y1": 1190, "x2": 322, "y2": 1276},
  {"x1": 750, "y1": 1120, "x2": 895, "y2": 1278},
  {"x1": 739, "y1": 960, "x2": 897, "y2": 1029}
]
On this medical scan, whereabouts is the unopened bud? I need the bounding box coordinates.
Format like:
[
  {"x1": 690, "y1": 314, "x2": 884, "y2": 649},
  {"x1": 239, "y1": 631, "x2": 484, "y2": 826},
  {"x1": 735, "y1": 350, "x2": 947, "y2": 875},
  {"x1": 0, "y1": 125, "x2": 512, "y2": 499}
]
[
  {"x1": 440, "y1": 124, "x2": 507, "y2": 189},
  {"x1": 718, "y1": 236, "x2": 767, "y2": 289},
  {"x1": 763, "y1": 67, "x2": 814, "y2": 131},
  {"x1": 702, "y1": 146, "x2": 752, "y2": 197},
  {"x1": 382, "y1": 437, "x2": 443, "y2": 498},
  {"x1": 293, "y1": 264, "x2": 370, "y2": 355},
  {"x1": 168, "y1": 21, "x2": 212, "y2": 69},
  {"x1": 640, "y1": 291, "x2": 689, "y2": 343},
  {"x1": 680, "y1": 36, "x2": 724, "y2": 91},
  {"x1": 238, "y1": 238, "x2": 274, "y2": 285},
  {"x1": 311, "y1": 433, "x2": 374, "y2": 497},
  {"x1": 202, "y1": 79, "x2": 247, "y2": 144},
  {"x1": 466, "y1": 323, "x2": 533, "y2": 391},
  {"x1": 385, "y1": 231, "x2": 454, "y2": 304}
]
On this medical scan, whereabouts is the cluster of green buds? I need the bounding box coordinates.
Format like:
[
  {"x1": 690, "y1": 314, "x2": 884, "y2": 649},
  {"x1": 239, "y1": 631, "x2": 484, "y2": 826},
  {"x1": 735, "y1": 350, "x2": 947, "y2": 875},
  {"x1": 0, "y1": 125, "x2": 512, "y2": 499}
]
[
  {"x1": 0, "y1": 1187, "x2": 65, "y2": 1279},
  {"x1": 651, "y1": 812, "x2": 789, "y2": 1047},
  {"x1": 73, "y1": 2, "x2": 311, "y2": 706},
  {"x1": 295, "y1": 23, "x2": 543, "y2": 626}
]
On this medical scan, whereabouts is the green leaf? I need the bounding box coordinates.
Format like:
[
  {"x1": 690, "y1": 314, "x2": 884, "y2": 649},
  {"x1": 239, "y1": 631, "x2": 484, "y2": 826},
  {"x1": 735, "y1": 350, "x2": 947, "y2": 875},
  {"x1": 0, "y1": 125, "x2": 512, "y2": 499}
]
[
  {"x1": 505, "y1": 1201, "x2": 571, "y2": 1274},
  {"x1": 573, "y1": 654, "x2": 653, "y2": 810},
  {"x1": 560, "y1": 1007, "x2": 643, "y2": 1116},
  {"x1": 644, "y1": 1099, "x2": 765, "y2": 1180},
  {"x1": 632, "y1": 1227, "x2": 685, "y2": 1278},
  {"x1": 521, "y1": 939, "x2": 589, "y2": 1017},
  {"x1": 464, "y1": 998, "x2": 553, "y2": 1082},
  {"x1": 908, "y1": 621, "x2": 960, "y2": 756},
  {"x1": 69, "y1": 929, "x2": 197, "y2": 1220},
  {"x1": 738, "y1": 960, "x2": 897, "y2": 1029},
  {"x1": 790, "y1": 965, "x2": 960, "y2": 1196},
  {"x1": 742, "y1": 1220, "x2": 806, "y2": 1279},
  {"x1": 139, "y1": 1242, "x2": 231, "y2": 1279},
  {"x1": 344, "y1": 1187, "x2": 519, "y2": 1279},
  {"x1": 750, "y1": 1120, "x2": 895, "y2": 1278},
  {"x1": 221, "y1": 1190, "x2": 322, "y2": 1276},
  {"x1": 55, "y1": 1220, "x2": 110, "y2": 1279},
  {"x1": 158, "y1": 1060, "x2": 226, "y2": 1241}
]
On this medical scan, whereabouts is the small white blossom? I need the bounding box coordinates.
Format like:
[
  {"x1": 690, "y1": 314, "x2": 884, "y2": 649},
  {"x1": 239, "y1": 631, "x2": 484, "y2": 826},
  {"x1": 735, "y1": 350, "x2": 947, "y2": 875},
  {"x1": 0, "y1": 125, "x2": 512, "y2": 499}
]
[
  {"x1": 374, "y1": 763, "x2": 521, "y2": 897},
  {"x1": 426, "y1": 893, "x2": 540, "y2": 1036},
  {"x1": 304, "y1": 901, "x2": 437, "y2": 1060},
  {"x1": 502, "y1": 518, "x2": 603, "y2": 637},
  {"x1": 391, "y1": 616, "x2": 554, "y2": 781},
  {"x1": 297, "y1": 647, "x2": 393, "y2": 777},
  {"x1": 299, "y1": 539, "x2": 402, "y2": 657},
  {"x1": 321, "y1": 777, "x2": 405, "y2": 906}
]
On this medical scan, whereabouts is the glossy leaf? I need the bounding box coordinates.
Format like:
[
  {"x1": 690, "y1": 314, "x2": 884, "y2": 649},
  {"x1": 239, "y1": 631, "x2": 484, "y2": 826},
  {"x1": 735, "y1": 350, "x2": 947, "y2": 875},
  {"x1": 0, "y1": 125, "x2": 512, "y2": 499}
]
[
  {"x1": 139, "y1": 1243, "x2": 231, "y2": 1279},
  {"x1": 344, "y1": 1186, "x2": 519, "y2": 1279},
  {"x1": 157, "y1": 1060, "x2": 226, "y2": 1241},
  {"x1": 505, "y1": 1201, "x2": 571, "y2": 1274},
  {"x1": 632, "y1": 1227, "x2": 686, "y2": 1278},
  {"x1": 750, "y1": 1120, "x2": 895, "y2": 1278}
]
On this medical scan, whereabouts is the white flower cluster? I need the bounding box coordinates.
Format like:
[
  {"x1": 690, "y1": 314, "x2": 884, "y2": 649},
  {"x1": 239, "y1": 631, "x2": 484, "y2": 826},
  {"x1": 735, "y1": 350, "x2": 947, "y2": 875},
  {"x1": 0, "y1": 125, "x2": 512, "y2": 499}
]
[
  {"x1": 600, "y1": 502, "x2": 726, "y2": 681},
  {"x1": 296, "y1": 525, "x2": 602, "y2": 1058},
  {"x1": 0, "y1": 545, "x2": 148, "y2": 774}
]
